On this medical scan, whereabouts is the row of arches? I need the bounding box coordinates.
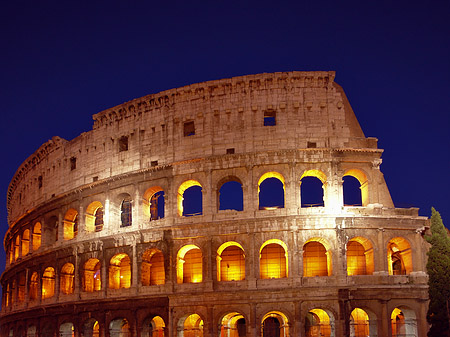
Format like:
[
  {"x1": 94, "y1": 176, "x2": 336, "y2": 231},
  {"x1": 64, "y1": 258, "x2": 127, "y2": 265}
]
[
  {"x1": 7, "y1": 307, "x2": 418, "y2": 337},
  {"x1": 3, "y1": 236, "x2": 413, "y2": 307},
  {"x1": 6, "y1": 168, "x2": 369, "y2": 265}
]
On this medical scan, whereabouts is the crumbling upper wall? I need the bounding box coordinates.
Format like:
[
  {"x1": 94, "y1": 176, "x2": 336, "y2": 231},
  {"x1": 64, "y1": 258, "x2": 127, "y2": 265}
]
[{"x1": 6, "y1": 71, "x2": 379, "y2": 226}]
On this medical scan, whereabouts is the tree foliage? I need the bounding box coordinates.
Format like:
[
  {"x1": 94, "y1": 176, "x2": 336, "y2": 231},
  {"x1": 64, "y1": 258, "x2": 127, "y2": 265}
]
[{"x1": 425, "y1": 207, "x2": 450, "y2": 337}]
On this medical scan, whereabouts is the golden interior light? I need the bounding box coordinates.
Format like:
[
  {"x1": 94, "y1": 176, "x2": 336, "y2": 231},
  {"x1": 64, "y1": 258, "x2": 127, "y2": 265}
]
[
  {"x1": 259, "y1": 239, "x2": 288, "y2": 279},
  {"x1": 143, "y1": 186, "x2": 164, "y2": 219},
  {"x1": 257, "y1": 172, "x2": 285, "y2": 193},
  {"x1": 84, "y1": 258, "x2": 101, "y2": 292},
  {"x1": 42, "y1": 267, "x2": 55, "y2": 299},
  {"x1": 387, "y1": 237, "x2": 412, "y2": 275},
  {"x1": 177, "y1": 245, "x2": 202, "y2": 284},
  {"x1": 344, "y1": 169, "x2": 369, "y2": 206},
  {"x1": 347, "y1": 237, "x2": 374, "y2": 275},
  {"x1": 63, "y1": 208, "x2": 78, "y2": 240},
  {"x1": 32, "y1": 222, "x2": 41, "y2": 251},
  {"x1": 22, "y1": 229, "x2": 30, "y2": 256},
  {"x1": 177, "y1": 180, "x2": 202, "y2": 216},
  {"x1": 220, "y1": 312, "x2": 245, "y2": 337},
  {"x1": 109, "y1": 253, "x2": 131, "y2": 289},
  {"x1": 300, "y1": 169, "x2": 327, "y2": 184},
  {"x1": 184, "y1": 314, "x2": 203, "y2": 337},
  {"x1": 85, "y1": 201, "x2": 103, "y2": 233},
  {"x1": 217, "y1": 242, "x2": 245, "y2": 281},
  {"x1": 60, "y1": 263, "x2": 75, "y2": 294},
  {"x1": 142, "y1": 248, "x2": 165, "y2": 286},
  {"x1": 350, "y1": 308, "x2": 369, "y2": 337}
]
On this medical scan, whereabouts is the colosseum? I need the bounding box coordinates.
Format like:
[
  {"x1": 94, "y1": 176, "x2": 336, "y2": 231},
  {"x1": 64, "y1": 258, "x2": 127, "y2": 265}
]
[{"x1": 1, "y1": 71, "x2": 429, "y2": 337}]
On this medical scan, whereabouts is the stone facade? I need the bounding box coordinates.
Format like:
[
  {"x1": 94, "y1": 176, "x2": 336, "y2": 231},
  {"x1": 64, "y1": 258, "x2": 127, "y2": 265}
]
[{"x1": 1, "y1": 72, "x2": 429, "y2": 337}]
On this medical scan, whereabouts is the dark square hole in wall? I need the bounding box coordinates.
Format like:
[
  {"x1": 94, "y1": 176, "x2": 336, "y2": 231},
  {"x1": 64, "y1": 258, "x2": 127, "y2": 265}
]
[
  {"x1": 70, "y1": 157, "x2": 77, "y2": 170},
  {"x1": 93, "y1": 176, "x2": 98, "y2": 182},
  {"x1": 151, "y1": 161, "x2": 158, "y2": 167},
  {"x1": 226, "y1": 148, "x2": 235, "y2": 154},
  {"x1": 119, "y1": 136, "x2": 129, "y2": 152},
  {"x1": 307, "y1": 141, "x2": 317, "y2": 148},
  {"x1": 264, "y1": 110, "x2": 276, "y2": 126},
  {"x1": 184, "y1": 121, "x2": 195, "y2": 136}
]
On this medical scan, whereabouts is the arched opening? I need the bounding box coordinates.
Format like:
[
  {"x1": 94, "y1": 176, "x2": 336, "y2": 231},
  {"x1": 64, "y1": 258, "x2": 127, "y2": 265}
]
[
  {"x1": 300, "y1": 170, "x2": 326, "y2": 207},
  {"x1": 18, "y1": 272, "x2": 25, "y2": 302},
  {"x1": 259, "y1": 240, "x2": 288, "y2": 279},
  {"x1": 22, "y1": 229, "x2": 30, "y2": 256},
  {"x1": 41, "y1": 323, "x2": 54, "y2": 337},
  {"x1": 181, "y1": 314, "x2": 203, "y2": 337},
  {"x1": 5, "y1": 283, "x2": 10, "y2": 307},
  {"x1": 220, "y1": 312, "x2": 246, "y2": 337},
  {"x1": 305, "y1": 309, "x2": 334, "y2": 337},
  {"x1": 86, "y1": 201, "x2": 104, "y2": 233},
  {"x1": 26, "y1": 326, "x2": 37, "y2": 337},
  {"x1": 29, "y1": 272, "x2": 39, "y2": 301},
  {"x1": 178, "y1": 180, "x2": 203, "y2": 217},
  {"x1": 142, "y1": 316, "x2": 165, "y2": 337},
  {"x1": 142, "y1": 249, "x2": 165, "y2": 286},
  {"x1": 109, "y1": 253, "x2": 131, "y2": 289},
  {"x1": 60, "y1": 263, "x2": 75, "y2": 294},
  {"x1": 32, "y1": 222, "x2": 41, "y2": 251},
  {"x1": 387, "y1": 237, "x2": 412, "y2": 275},
  {"x1": 45, "y1": 216, "x2": 59, "y2": 245},
  {"x1": 143, "y1": 187, "x2": 165, "y2": 221},
  {"x1": 14, "y1": 235, "x2": 20, "y2": 260},
  {"x1": 349, "y1": 308, "x2": 370, "y2": 337},
  {"x1": 343, "y1": 176, "x2": 362, "y2": 206},
  {"x1": 109, "y1": 318, "x2": 130, "y2": 337},
  {"x1": 64, "y1": 208, "x2": 79, "y2": 240},
  {"x1": 391, "y1": 307, "x2": 417, "y2": 337},
  {"x1": 346, "y1": 237, "x2": 374, "y2": 276},
  {"x1": 11, "y1": 280, "x2": 16, "y2": 305},
  {"x1": 120, "y1": 197, "x2": 133, "y2": 227},
  {"x1": 303, "y1": 239, "x2": 331, "y2": 277},
  {"x1": 83, "y1": 258, "x2": 101, "y2": 292},
  {"x1": 59, "y1": 323, "x2": 74, "y2": 337},
  {"x1": 217, "y1": 242, "x2": 245, "y2": 281},
  {"x1": 218, "y1": 179, "x2": 243, "y2": 211},
  {"x1": 177, "y1": 245, "x2": 203, "y2": 284},
  {"x1": 42, "y1": 267, "x2": 55, "y2": 299},
  {"x1": 261, "y1": 312, "x2": 289, "y2": 337},
  {"x1": 258, "y1": 172, "x2": 285, "y2": 210},
  {"x1": 82, "y1": 318, "x2": 100, "y2": 337},
  {"x1": 343, "y1": 169, "x2": 368, "y2": 206}
]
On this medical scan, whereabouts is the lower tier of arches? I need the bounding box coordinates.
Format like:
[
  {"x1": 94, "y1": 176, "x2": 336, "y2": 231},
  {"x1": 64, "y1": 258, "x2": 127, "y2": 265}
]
[{"x1": 0, "y1": 288, "x2": 428, "y2": 337}]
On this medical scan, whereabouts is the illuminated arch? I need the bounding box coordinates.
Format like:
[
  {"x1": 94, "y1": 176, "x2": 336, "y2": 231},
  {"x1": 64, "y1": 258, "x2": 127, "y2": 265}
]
[
  {"x1": 42, "y1": 267, "x2": 55, "y2": 299},
  {"x1": 63, "y1": 208, "x2": 78, "y2": 240},
  {"x1": 22, "y1": 229, "x2": 30, "y2": 256},
  {"x1": 387, "y1": 237, "x2": 412, "y2": 275},
  {"x1": 29, "y1": 272, "x2": 39, "y2": 301},
  {"x1": 60, "y1": 263, "x2": 75, "y2": 295},
  {"x1": 391, "y1": 306, "x2": 418, "y2": 337},
  {"x1": 218, "y1": 177, "x2": 243, "y2": 211},
  {"x1": 300, "y1": 169, "x2": 327, "y2": 183},
  {"x1": 177, "y1": 245, "x2": 203, "y2": 284},
  {"x1": 258, "y1": 172, "x2": 285, "y2": 210},
  {"x1": 346, "y1": 237, "x2": 374, "y2": 275},
  {"x1": 300, "y1": 170, "x2": 327, "y2": 207},
  {"x1": 86, "y1": 201, "x2": 104, "y2": 233},
  {"x1": 14, "y1": 235, "x2": 20, "y2": 261},
  {"x1": 83, "y1": 258, "x2": 101, "y2": 292},
  {"x1": 109, "y1": 253, "x2": 131, "y2": 289},
  {"x1": 259, "y1": 239, "x2": 288, "y2": 279},
  {"x1": 142, "y1": 316, "x2": 166, "y2": 337},
  {"x1": 178, "y1": 180, "x2": 203, "y2": 217},
  {"x1": 261, "y1": 311, "x2": 289, "y2": 337},
  {"x1": 32, "y1": 222, "x2": 41, "y2": 251},
  {"x1": 220, "y1": 312, "x2": 246, "y2": 337},
  {"x1": 18, "y1": 272, "x2": 25, "y2": 303},
  {"x1": 142, "y1": 248, "x2": 165, "y2": 286},
  {"x1": 59, "y1": 323, "x2": 74, "y2": 337},
  {"x1": 303, "y1": 238, "x2": 332, "y2": 277},
  {"x1": 82, "y1": 319, "x2": 100, "y2": 337},
  {"x1": 217, "y1": 242, "x2": 245, "y2": 281},
  {"x1": 120, "y1": 196, "x2": 132, "y2": 227},
  {"x1": 350, "y1": 308, "x2": 377, "y2": 337},
  {"x1": 143, "y1": 186, "x2": 165, "y2": 221},
  {"x1": 305, "y1": 309, "x2": 334, "y2": 337},
  {"x1": 109, "y1": 318, "x2": 130, "y2": 337},
  {"x1": 179, "y1": 314, "x2": 203, "y2": 337},
  {"x1": 344, "y1": 169, "x2": 369, "y2": 206}
]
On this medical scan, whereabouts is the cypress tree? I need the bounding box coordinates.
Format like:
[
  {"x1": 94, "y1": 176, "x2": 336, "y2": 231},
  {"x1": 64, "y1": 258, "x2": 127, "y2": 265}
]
[{"x1": 426, "y1": 207, "x2": 450, "y2": 337}]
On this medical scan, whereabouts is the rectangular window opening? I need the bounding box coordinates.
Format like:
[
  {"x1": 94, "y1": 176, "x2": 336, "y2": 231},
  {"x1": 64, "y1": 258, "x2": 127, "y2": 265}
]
[
  {"x1": 151, "y1": 161, "x2": 158, "y2": 167},
  {"x1": 264, "y1": 110, "x2": 276, "y2": 126},
  {"x1": 307, "y1": 141, "x2": 317, "y2": 148},
  {"x1": 226, "y1": 148, "x2": 235, "y2": 154},
  {"x1": 184, "y1": 121, "x2": 195, "y2": 137},
  {"x1": 119, "y1": 136, "x2": 129, "y2": 152},
  {"x1": 70, "y1": 157, "x2": 77, "y2": 170}
]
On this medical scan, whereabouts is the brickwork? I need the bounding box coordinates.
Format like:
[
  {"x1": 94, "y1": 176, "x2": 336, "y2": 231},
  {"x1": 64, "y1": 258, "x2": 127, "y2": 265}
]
[{"x1": 1, "y1": 72, "x2": 429, "y2": 337}]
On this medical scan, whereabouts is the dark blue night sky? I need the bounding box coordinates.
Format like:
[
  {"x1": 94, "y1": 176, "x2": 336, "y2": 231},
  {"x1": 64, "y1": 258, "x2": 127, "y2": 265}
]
[{"x1": 0, "y1": 0, "x2": 449, "y2": 280}]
